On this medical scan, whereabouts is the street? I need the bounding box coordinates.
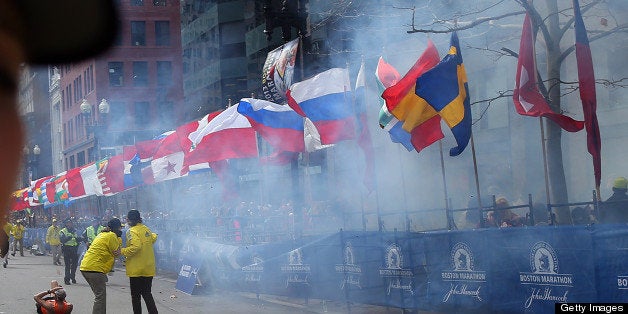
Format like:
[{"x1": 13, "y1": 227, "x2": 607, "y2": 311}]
[{"x1": 0, "y1": 252, "x2": 366, "y2": 313}]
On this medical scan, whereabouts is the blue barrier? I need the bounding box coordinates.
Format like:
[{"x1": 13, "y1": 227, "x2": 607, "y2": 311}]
[{"x1": 29, "y1": 224, "x2": 628, "y2": 313}]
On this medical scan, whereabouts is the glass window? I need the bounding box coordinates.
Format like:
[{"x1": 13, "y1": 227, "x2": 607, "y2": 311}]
[
  {"x1": 108, "y1": 62, "x2": 123, "y2": 87},
  {"x1": 134, "y1": 101, "x2": 150, "y2": 127},
  {"x1": 155, "y1": 21, "x2": 170, "y2": 46},
  {"x1": 133, "y1": 62, "x2": 148, "y2": 86},
  {"x1": 131, "y1": 0, "x2": 143, "y2": 6},
  {"x1": 153, "y1": 0, "x2": 166, "y2": 6},
  {"x1": 131, "y1": 21, "x2": 146, "y2": 46},
  {"x1": 156, "y1": 61, "x2": 172, "y2": 86},
  {"x1": 157, "y1": 101, "x2": 173, "y2": 127}
]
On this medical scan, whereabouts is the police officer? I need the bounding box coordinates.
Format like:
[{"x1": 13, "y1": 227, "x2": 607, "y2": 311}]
[
  {"x1": 11, "y1": 219, "x2": 25, "y2": 257},
  {"x1": 59, "y1": 218, "x2": 80, "y2": 285},
  {"x1": 83, "y1": 217, "x2": 105, "y2": 248}
]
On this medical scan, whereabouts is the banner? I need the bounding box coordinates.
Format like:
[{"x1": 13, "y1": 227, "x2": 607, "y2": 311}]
[{"x1": 261, "y1": 38, "x2": 299, "y2": 103}]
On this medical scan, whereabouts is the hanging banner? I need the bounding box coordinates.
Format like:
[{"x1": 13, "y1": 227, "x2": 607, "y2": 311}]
[{"x1": 261, "y1": 38, "x2": 299, "y2": 103}]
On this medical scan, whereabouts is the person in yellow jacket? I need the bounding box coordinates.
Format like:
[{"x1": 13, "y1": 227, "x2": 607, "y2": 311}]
[
  {"x1": 46, "y1": 218, "x2": 62, "y2": 265},
  {"x1": 80, "y1": 218, "x2": 122, "y2": 314},
  {"x1": 121, "y1": 210, "x2": 158, "y2": 314},
  {"x1": 11, "y1": 219, "x2": 25, "y2": 257},
  {"x1": 2, "y1": 220, "x2": 12, "y2": 267}
]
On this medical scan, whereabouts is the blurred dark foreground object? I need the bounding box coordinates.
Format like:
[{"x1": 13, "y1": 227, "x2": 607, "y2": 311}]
[{"x1": 9, "y1": 0, "x2": 119, "y2": 64}]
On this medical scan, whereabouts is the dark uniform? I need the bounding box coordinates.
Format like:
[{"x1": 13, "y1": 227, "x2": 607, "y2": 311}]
[{"x1": 59, "y1": 219, "x2": 80, "y2": 285}]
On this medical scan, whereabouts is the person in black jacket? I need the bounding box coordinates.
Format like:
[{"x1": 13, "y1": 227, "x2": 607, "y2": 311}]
[{"x1": 59, "y1": 219, "x2": 81, "y2": 285}]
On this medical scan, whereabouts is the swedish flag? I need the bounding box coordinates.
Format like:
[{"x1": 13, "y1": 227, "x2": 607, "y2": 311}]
[{"x1": 415, "y1": 32, "x2": 471, "y2": 156}]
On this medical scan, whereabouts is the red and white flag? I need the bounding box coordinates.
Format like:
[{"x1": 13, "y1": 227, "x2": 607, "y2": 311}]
[{"x1": 513, "y1": 13, "x2": 584, "y2": 132}]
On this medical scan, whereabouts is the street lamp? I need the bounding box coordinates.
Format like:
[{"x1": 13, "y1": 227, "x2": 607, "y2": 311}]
[
  {"x1": 23, "y1": 144, "x2": 40, "y2": 186},
  {"x1": 81, "y1": 98, "x2": 110, "y2": 161}
]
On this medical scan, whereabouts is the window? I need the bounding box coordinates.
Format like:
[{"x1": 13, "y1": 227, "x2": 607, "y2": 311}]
[
  {"x1": 131, "y1": 21, "x2": 146, "y2": 46},
  {"x1": 69, "y1": 155, "x2": 75, "y2": 169},
  {"x1": 77, "y1": 151, "x2": 86, "y2": 166},
  {"x1": 133, "y1": 62, "x2": 148, "y2": 86},
  {"x1": 155, "y1": 21, "x2": 170, "y2": 46},
  {"x1": 108, "y1": 62, "x2": 123, "y2": 86},
  {"x1": 109, "y1": 101, "x2": 128, "y2": 128},
  {"x1": 134, "y1": 101, "x2": 150, "y2": 127},
  {"x1": 156, "y1": 61, "x2": 172, "y2": 86},
  {"x1": 153, "y1": 0, "x2": 166, "y2": 6},
  {"x1": 131, "y1": 0, "x2": 143, "y2": 5}
]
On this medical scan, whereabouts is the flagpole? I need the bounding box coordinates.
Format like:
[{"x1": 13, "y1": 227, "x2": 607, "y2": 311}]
[
  {"x1": 470, "y1": 133, "x2": 484, "y2": 227},
  {"x1": 438, "y1": 141, "x2": 452, "y2": 230},
  {"x1": 298, "y1": 34, "x2": 312, "y2": 206},
  {"x1": 539, "y1": 117, "x2": 551, "y2": 204}
]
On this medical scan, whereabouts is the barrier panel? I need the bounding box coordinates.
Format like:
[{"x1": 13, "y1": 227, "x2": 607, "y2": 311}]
[{"x1": 27, "y1": 223, "x2": 628, "y2": 313}]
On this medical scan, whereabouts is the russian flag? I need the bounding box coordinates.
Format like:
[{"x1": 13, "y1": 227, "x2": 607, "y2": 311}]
[
  {"x1": 237, "y1": 98, "x2": 305, "y2": 152},
  {"x1": 286, "y1": 68, "x2": 356, "y2": 145}
]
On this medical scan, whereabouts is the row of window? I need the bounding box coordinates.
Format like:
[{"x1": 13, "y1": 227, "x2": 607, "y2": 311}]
[
  {"x1": 124, "y1": 20, "x2": 171, "y2": 47},
  {"x1": 108, "y1": 61, "x2": 172, "y2": 87},
  {"x1": 61, "y1": 65, "x2": 94, "y2": 112}
]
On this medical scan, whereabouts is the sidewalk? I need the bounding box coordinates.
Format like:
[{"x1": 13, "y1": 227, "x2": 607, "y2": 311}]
[{"x1": 0, "y1": 252, "x2": 396, "y2": 313}]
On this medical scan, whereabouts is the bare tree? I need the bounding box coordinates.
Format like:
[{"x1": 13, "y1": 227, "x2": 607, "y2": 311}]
[{"x1": 400, "y1": 0, "x2": 627, "y2": 223}]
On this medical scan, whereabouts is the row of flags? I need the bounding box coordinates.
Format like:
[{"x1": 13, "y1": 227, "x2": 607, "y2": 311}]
[{"x1": 11, "y1": 2, "x2": 601, "y2": 210}]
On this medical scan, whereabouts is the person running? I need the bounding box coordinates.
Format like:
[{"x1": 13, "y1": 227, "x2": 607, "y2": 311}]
[
  {"x1": 121, "y1": 210, "x2": 159, "y2": 314},
  {"x1": 80, "y1": 218, "x2": 122, "y2": 314},
  {"x1": 34, "y1": 280, "x2": 73, "y2": 313},
  {"x1": 59, "y1": 219, "x2": 80, "y2": 285},
  {"x1": 46, "y1": 218, "x2": 62, "y2": 265}
]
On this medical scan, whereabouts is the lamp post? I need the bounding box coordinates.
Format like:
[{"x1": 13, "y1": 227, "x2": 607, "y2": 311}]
[
  {"x1": 23, "y1": 144, "x2": 40, "y2": 186},
  {"x1": 80, "y1": 98, "x2": 110, "y2": 161}
]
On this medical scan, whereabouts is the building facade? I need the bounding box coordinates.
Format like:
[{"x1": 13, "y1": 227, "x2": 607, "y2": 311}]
[{"x1": 59, "y1": 0, "x2": 184, "y2": 169}]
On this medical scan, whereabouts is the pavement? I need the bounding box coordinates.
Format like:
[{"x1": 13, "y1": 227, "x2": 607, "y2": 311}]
[{"x1": 0, "y1": 251, "x2": 400, "y2": 313}]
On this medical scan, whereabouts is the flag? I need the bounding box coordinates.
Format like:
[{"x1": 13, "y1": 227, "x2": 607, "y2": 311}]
[
  {"x1": 261, "y1": 38, "x2": 299, "y2": 103},
  {"x1": 573, "y1": 0, "x2": 601, "y2": 189},
  {"x1": 10, "y1": 188, "x2": 29, "y2": 212},
  {"x1": 67, "y1": 162, "x2": 104, "y2": 198},
  {"x1": 355, "y1": 61, "x2": 376, "y2": 192},
  {"x1": 185, "y1": 105, "x2": 257, "y2": 168},
  {"x1": 376, "y1": 57, "x2": 414, "y2": 151},
  {"x1": 304, "y1": 117, "x2": 333, "y2": 152},
  {"x1": 100, "y1": 155, "x2": 125, "y2": 195},
  {"x1": 383, "y1": 41, "x2": 444, "y2": 153},
  {"x1": 415, "y1": 33, "x2": 472, "y2": 156},
  {"x1": 143, "y1": 122, "x2": 200, "y2": 183},
  {"x1": 237, "y1": 98, "x2": 305, "y2": 152},
  {"x1": 514, "y1": 13, "x2": 584, "y2": 132},
  {"x1": 286, "y1": 68, "x2": 356, "y2": 144}
]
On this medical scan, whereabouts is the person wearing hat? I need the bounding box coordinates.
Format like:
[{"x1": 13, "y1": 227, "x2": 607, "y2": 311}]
[
  {"x1": 121, "y1": 210, "x2": 158, "y2": 314},
  {"x1": 80, "y1": 218, "x2": 122, "y2": 314},
  {"x1": 10, "y1": 218, "x2": 25, "y2": 257},
  {"x1": 34, "y1": 280, "x2": 73, "y2": 313},
  {"x1": 600, "y1": 177, "x2": 628, "y2": 223},
  {"x1": 46, "y1": 218, "x2": 62, "y2": 265},
  {"x1": 59, "y1": 219, "x2": 80, "y2": 285},
  {"x1": 0, "y1": 0, "x2": 118, "y2": 260}
]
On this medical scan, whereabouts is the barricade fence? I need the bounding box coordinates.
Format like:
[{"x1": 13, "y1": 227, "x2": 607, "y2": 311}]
[{"x1": 22, "y1": 224, "x2": 628, "y2": 313}]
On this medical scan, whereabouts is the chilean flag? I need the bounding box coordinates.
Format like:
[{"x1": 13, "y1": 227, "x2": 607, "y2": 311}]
[
  {"x1": 237, "y1": 98, "x2": 305, "y2": 152},
  {"x1": 286, "y1": 68, "x2": 356, "y2": 145}
]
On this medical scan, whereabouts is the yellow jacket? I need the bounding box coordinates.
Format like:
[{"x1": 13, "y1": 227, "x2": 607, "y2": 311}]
[
  {"x1": 11, "y1": 224, "x2": 25, "y2": 239},
  {"x1": 3, "y1": 223, "x2": 12, "y2": 236},
  {"x1": 121, "y1": 223, "x2": 157, "y2": 277},
  {"x1": 46, "y1": 225, "x2": 61, "y2": 246},
  {"x1": 80, "y1": 231, "x2": 121, "y2": 273}
]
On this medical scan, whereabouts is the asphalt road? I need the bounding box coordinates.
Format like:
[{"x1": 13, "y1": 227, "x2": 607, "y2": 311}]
[{"x1": 0, "y1": 252, "x2": 369, "y2": 313}]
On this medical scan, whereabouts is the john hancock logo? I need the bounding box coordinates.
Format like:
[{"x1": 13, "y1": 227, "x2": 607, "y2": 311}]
[
  {"x1": 281, "y1": 248, "x2": 310, "y2": 287},
  {"x1": 242, "y1": 254, "x2": 264, "y2": 282},
  {"x1": 519, "y1": 241, "x2": 573, "y2": 309},
  {"x1": 335, "y1": 242, "x2": 362, "y2": 290},
  {"x1": 441, "y1": 242, "x2": 485, "y2": 303},
  {"x1": 379, "y1": 243, "x2": 414, "y2": 295}
]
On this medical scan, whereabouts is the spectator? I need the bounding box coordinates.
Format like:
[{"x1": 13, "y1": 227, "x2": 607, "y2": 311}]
[
  {"x1": 571, "y1": 206, "x2": 593, "y2": 225},
  {"x1": 2, "y1": 220, "x2": 12, "y2": 267},
  {"x1": 46, "y1": 218, "x2": 62, "y2": 265},
  {"x1": 34, "y1": 280, "x2": 72, "y2": 313},
  {"x1": 486, "y1": 197, "x2": 526, "y2": 227},
  {"x1": 600, "y1": 177, "x2": 628, "y2": 223},
  {"x1": 83, "y1": 217, "x2": 105, "y2": 248}
]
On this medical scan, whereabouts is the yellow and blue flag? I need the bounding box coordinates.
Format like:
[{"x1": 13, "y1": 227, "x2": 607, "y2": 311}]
[{"x1": 415, "y1": 32, "x2": 471, "y2": 156}]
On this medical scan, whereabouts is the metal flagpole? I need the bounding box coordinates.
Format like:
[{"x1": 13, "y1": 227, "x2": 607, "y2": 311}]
[
  {"x1": 538, "y1": 117, "x2": 555, "y2": 224},
  {"x1": 470, "y1": 133, "x2": 484, "y2": 227},
  {"x1": 438, "y1": 141, "x2": 453, "y2": 230}
]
